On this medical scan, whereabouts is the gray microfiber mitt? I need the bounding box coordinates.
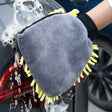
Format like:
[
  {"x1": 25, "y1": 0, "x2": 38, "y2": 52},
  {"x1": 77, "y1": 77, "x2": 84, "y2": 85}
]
[{"x1": 17, "y1": 13, "x2": 93, "y2": 98}]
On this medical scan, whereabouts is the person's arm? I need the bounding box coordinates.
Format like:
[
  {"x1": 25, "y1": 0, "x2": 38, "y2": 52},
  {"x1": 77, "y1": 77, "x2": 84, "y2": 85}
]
[
  {"x1": 86, "y1": 0, "x2": 112, "y2": 31},
  {"x1": 78, "y1": 0, "x2": 112, "y2": 40}
]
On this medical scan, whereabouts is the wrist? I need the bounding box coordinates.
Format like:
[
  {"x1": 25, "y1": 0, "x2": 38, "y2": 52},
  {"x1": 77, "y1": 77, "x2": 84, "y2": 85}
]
[
  {"x1": 86, "y1": 0, "x2": 112, "y2": 30},
  {"x1": 78, "y1": 14, "x2": 99, "y2": 41}
]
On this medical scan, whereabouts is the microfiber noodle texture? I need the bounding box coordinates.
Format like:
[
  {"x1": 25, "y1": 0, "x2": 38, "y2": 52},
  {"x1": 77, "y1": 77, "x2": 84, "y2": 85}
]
[{"x1": 17, "y1": 13, "x2": 93, "y2": 97}]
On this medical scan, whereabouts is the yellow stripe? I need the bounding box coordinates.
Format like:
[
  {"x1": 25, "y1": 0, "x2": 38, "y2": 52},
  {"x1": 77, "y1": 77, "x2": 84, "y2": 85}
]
[
  {"x1": 20, "y1": 56, "x2": 24, "y2": 65},
  {"x1": 83, "y1": 68, "x2": 89, "y2": 76},
  {"x1": 88, "y1": 60, "x2": 95, "y2": 65},
  {"x1": 54, "y1": 10, "x2": 60, "y2": 13},
  {"x1": 38, "y1": 91, "x2": 43, "y2": 98},
  {"x1": 49, "y1": 8, "x2": 65, "y2": 15},
  {"x1": 73, "y1": 83, "x2": 76, "y2": 86},
  {"x1": 53, "y1": 97, "x2": 56, "y2": 101},
  {"x1": 68, "y1": 9, "x2": 79, "y2": 17},
  {"x1": 93, "y1": 44, "x2": 98, "y2": 47},
  {"x1": 86, "y1": 64, "x2": 92, "y2": 72},
  {"x1": 78, "y1": 77, "x2": 81, "y2": 83},
  {"x1": 31, "y1": 79, "x2": 36, "y2": 87},
  {"x1": 93, "y1": 45, "x2": 99, "y2": 50},
  {"x1": 36, "y1": 84, "x2": 41, "y2": 94},
  {"x1": 55, "y1": 96, "x2": 59, "y2": 100},
  {"x1": 35, "y1": 84, "x2": 38, "y2": 93},
  {"x1": 40, "y1": 93, "x2": 46, "y2": 101},
  {"x1": 27, "y1": 73, "x2": 32, "y2": 77},
  {"x1": 58, "y1": 8, "x2": 65, "y2": 13},
  {"x1": 92, "y1": 52, "x2": 98, "y2": 58},
  {"x1": 24, "y1": 64, "x2": 28, "y2": 73},
  {"x1": 80, "y1": 73, "x2": 84, "y2": 78},
  {"x1": 26, "y1": 69, "x2": 31, "y2": 74},
  {"x1": 47, "y1": 97, "x2": 52, "y2": 104},
  {"x1": 90, "y1": 57, "x2": 97, "y2": 63}
]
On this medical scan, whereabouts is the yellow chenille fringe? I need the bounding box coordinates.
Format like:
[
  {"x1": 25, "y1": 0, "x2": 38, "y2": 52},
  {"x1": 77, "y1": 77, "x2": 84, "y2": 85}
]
[
  {"x1": 19, "y1": 9, "x2": 99, "y2": 104},
  {"x1": 49, "y1": 8, "x2": 65, "y2": 14},
  {"x1": 49, "y1": 8, "x2": 79, "y2": 17},
  {"x1": 19, "y1": 45, "x2": 98, "y2": 103},
  {"x1": 19, "y1": 57, "x2": 59, "y2": 104},
  {"x1": 73, "y1": 44, "x2": 99, "y2": 86},
  {"x1": 68, "y1": 9, "x2": 79, "y2": 17}
]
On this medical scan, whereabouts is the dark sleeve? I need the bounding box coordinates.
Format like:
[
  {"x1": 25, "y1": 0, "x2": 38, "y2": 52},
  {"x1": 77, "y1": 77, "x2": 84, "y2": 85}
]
[{"x1": 78, "y1": 14, "x2": 99, "y2": 41}]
